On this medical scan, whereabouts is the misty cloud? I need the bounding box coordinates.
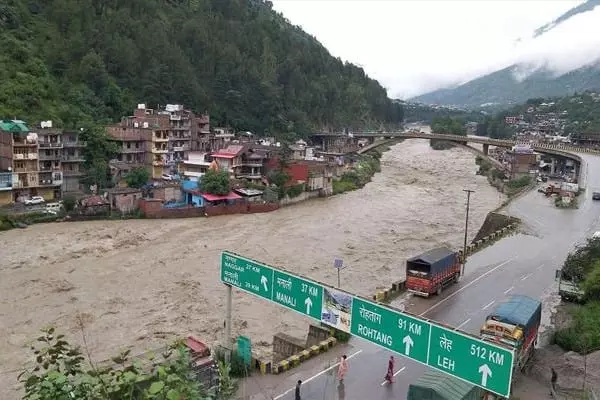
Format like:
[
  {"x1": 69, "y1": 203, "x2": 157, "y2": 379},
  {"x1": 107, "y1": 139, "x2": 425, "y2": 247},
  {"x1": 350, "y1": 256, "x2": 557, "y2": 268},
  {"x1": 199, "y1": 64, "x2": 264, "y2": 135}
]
[{"x1": 511, "y1": 6, "x2": 600, "y2": 81}]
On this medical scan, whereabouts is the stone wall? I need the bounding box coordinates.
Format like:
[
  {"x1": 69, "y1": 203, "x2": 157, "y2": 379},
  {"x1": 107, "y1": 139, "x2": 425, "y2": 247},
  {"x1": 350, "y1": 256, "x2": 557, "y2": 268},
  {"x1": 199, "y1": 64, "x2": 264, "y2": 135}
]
[{"x1": 205, "y1": 202, "x2": 279, "y2": 216}]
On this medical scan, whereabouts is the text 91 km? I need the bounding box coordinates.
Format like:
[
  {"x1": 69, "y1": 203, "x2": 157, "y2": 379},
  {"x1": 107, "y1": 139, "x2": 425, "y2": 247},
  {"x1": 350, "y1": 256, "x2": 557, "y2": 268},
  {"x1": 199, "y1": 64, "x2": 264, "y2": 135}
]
[{"x1": 470, "y1": 344, "x2": 505, "y2": 366}]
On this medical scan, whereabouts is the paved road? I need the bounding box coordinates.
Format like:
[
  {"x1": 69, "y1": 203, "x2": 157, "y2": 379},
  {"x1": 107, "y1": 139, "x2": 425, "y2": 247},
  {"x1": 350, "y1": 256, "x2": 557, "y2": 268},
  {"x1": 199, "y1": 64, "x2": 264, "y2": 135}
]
[{"x1": 265, "y1": 153, "x2": 600, "y2": 400}]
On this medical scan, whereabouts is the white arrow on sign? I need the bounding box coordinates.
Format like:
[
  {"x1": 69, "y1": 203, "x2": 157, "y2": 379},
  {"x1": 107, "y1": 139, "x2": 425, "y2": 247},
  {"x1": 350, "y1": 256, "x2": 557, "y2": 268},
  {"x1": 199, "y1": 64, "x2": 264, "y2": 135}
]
[
  {"x1": 478, "y1": 364, "x2": 492, "y2": 387},
  {"x1": 305, "y1": 297, "x2": 313, "y2": 314},
  {"x1": 260, "y1": 275, "x2": 269, "y2": 292},
  {"x1": 402, "y1": 335, "x2": 414, "y2": 356}
]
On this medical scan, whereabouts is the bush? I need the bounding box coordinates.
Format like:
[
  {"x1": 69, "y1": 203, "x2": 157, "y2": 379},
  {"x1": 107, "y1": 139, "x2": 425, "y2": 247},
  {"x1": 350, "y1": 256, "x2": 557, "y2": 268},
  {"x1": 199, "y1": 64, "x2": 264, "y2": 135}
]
[
  {"x1": 332, "y1": 179, "x2": 357, "y2": 195},
  {"x1": 285, "y1": 183, "x2": 304, "y2": 199},
  {"x1": 554, "y1": 301, "x2": 600, "y2": 354},
  {"x1": 63, "y1": 194, "x2": 76, "y2": 212},
  {"x1": 212, "y1": 347, "x2": 250, "y2": 378},
  {"x1": 508, "y1": 175, "x2": 532, "y2": 189},
  {"x1": 331, "y1": 328, "x2": 351, "y2": 343}
]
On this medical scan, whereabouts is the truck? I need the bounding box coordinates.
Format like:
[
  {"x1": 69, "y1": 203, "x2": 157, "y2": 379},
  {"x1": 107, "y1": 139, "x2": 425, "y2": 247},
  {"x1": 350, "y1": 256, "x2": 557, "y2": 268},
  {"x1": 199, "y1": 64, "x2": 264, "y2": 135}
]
[
  {"x1": 555, "y1": 269, "x2": 585, "y2": 303},
  {"x1": 406, "y1": 370, "x2": 490, "y2": 400},
  {"x1": 479, "y1": 295, "x2": 541, "y2": 371},
  {"x1": 406, "y1": 247, "x2": 461, "y2": 297}
]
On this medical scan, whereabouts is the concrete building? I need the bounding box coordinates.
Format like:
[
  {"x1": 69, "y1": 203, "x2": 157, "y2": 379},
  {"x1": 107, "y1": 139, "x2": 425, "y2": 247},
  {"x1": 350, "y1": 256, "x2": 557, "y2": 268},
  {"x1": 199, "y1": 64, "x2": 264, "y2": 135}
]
[
  {"x1": 108, "y1": 104, "x2": 213, "y2": 179},
  {"x1": 505, "y1": 147, "x2": 538, "y2": 180},
  {"x1": 181, "y1": 152, "x2": 212, "y2": 181},
  {"x1": 0, "y1": 120, "x2": 88, "y2": 204}
]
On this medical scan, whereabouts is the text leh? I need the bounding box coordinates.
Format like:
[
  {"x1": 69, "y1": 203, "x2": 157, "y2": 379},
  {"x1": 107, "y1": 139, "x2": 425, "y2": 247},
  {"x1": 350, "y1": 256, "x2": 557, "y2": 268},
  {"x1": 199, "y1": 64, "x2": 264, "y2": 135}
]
[{"x1": 437, "y1": 336, "x2": 505, "y2": 372}]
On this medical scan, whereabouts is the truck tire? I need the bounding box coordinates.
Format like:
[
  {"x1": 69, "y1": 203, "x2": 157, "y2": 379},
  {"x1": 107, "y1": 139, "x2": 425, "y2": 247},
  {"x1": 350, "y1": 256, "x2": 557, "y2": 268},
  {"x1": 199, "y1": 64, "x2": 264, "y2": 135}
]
[{"x1": 436, "y1": 285, "x2": 442, "y2": 296}]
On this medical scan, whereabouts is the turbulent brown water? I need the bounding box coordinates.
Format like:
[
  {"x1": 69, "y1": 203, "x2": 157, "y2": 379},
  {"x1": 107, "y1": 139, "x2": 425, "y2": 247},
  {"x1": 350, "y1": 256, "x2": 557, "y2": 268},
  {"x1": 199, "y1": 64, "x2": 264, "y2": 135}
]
[{"x1": 0, "y1": 137, "x2": 505, "y2": 398}]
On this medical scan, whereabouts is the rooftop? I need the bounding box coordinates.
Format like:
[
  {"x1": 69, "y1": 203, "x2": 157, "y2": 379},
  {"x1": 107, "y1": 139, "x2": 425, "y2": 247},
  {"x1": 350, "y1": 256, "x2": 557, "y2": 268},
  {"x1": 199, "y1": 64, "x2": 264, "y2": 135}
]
[
  {"x1": 201, "y1": 192, "x2": 243, "y2": 202},
  {"x1": 0, "y1": 120, "x2": 29, "y2": 134}
]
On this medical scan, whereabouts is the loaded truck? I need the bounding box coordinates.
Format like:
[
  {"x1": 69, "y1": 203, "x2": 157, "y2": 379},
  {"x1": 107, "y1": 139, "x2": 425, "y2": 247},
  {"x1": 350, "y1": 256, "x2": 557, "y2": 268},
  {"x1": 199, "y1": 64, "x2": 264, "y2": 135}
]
[
  {"x1": 480, "y1": 295, "x2": 541, "y2": 371},
  {"x1": 406, "y1": 247, "x2": 461, "y2": 297},
  {"x1": 407, "y1": 370, "x2": 490, "y2": 400}
]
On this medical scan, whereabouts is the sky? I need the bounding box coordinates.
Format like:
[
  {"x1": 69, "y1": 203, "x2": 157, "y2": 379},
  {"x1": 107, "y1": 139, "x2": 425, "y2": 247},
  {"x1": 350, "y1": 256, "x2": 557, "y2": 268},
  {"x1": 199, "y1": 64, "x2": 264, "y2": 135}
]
[{"x1": 271, "y1": 0, "x2": 600, "y2": 99}]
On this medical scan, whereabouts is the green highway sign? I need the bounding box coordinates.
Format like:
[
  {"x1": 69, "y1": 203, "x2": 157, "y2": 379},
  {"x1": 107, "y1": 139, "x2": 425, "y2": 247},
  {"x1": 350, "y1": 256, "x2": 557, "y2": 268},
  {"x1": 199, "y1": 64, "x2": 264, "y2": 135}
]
[
  {"x1": 272, "y1": 269, "x2": 323, "y2": 320},
  {"x1": 221, "y1": 251, "x2": 273, "y2": 301},
  {"x1": 350, "y1": 297, "x2": 430, "y2": 364},
  {"x1": 221, "y1": 251, "x2": 323, "y2": 320},
  {"x1": 428, "y1": 324, "x2": 514, "y2": 398},
  {"x1": 220, "y1": 251, "x2": 514, "y2": 397}
]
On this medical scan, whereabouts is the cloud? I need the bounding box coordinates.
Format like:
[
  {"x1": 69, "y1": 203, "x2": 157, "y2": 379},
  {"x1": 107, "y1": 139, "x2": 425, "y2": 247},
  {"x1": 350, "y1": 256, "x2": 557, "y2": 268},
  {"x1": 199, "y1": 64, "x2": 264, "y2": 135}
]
[
  {"x1": 271, "y1": 1, "x2": 592, "y2": 99},
  {"x1": 510, "y1": 6, "x2": 600, "y2": 80}
]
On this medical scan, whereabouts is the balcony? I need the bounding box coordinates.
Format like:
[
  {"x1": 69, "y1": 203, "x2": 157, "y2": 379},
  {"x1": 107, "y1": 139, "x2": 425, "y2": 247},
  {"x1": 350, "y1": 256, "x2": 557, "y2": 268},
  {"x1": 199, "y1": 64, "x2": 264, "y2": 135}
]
[
  {"x1": 62, "y1": 155, "x2": 85, "y2": 162},
  {"x1": 13, "y1": 139, "x2": 37, "y2": 147},
  {"x1": 28, "y1": 153, "x2": 38, "y2": 159},
  {"x1": 152, "y1": 160, "x2": 165, "y2": 166},
  {"x1": 121, "y1": 147, "x2": 145, "y2": 153},
  {"x1": 63, "y1": 140, "x2": 87, "y2": 147},
  {"x1": 152, "y1": 147, "x2": 168, "y2": 154},
  {"x1": 39, "y1": 152, "x2": 61, "y2": 160},
  {"x1": 172, "y1": 145, "x2": 190, "y2": 152},
  {"x1": 241, "y1": 161, "x2": 264, "y2": 167},
  {"x1": 39, "y1": 142, "x2": 63, "y2": 149},
  {"x1": 153, "y1": 136, "x2": 169, "y2": 142}
]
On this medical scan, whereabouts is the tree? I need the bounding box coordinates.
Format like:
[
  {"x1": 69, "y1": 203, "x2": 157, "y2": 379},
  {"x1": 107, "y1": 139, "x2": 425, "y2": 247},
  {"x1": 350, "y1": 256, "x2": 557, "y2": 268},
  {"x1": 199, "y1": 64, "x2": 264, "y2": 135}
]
[
  {"x1": 1, "y1": 0, "x2": 403, "y2": 135},
  {"x1": 430, "y1": 116, "x2": 467, "y2": 136},
  {"x1": 80, "y1": 125, "x2": 118, "y2": 189},
  {"x1": 18, "y1": 327, "x2": 226, "y2": 400},
  {"x1": 200, "y1": 169, "x2": 230, "y2": 196},
  {"x1": 125, "y1": 167, "x2": 150, "y2": 188}
]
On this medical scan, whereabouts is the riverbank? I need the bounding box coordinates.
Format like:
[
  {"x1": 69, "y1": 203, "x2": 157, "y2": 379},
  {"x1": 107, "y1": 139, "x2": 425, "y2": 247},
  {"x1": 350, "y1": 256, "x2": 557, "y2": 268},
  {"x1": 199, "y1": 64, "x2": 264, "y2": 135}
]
[
  {"x1": 0, "y1": 139, "x2": 505, "y2": 399},
  {"x1": 332, "y1": 144, "x2": 389, "y2": 195}
]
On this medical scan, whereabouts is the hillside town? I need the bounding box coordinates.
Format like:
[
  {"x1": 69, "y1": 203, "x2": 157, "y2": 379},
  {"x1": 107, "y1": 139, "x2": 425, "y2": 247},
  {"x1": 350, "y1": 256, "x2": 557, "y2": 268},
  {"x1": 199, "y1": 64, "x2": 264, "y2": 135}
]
[{"x1": 0, "y1": 103, "x2": 345, "y2": 219}]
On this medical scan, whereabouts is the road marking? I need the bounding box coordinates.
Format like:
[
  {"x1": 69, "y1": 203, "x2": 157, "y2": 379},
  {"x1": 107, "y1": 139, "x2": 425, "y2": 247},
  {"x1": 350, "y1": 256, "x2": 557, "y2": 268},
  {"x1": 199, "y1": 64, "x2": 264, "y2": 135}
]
[
  {"x1": 482, "y1": 300, "x2": 495, "y2": 310},
  {"x1": 420, "y1": 258, "x2": 516, "y2": 316},
  {"x1": 273, "y1": 350, "x2": 362, "y2": 400},
  {"x1": 521, "y1": 273, "x2": 531, "y2": 281},
  {"x1": 456, "y1": 318, "x2": 471, "y2": 329},
  {"x1": 504, "y1": 286, "x2": 514, "y2": 294},
  {"x1": 380, "y1": 366, "x2": 406, "y2": 385},
  {"x1": 536, "y1": 264, "x2": 544, "y2": 271}
]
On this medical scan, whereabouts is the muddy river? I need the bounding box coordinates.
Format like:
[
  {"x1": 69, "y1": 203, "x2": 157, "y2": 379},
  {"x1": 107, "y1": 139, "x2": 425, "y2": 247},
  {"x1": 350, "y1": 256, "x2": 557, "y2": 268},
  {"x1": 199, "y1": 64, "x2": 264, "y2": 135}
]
[{"x1": 0, "y1": 138, "x2": 505, "y2": 397}]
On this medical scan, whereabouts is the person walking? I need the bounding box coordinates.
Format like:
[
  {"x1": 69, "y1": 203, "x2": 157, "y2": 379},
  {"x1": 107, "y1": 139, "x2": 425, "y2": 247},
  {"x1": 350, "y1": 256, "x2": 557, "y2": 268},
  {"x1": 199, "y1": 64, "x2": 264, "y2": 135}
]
[
  {"x1": 384, "y1": 356, "x2": 395, "y2": 383},
  {"x1": 295, "y1": 380, "x2": 302, "y2": 400},
  {"x1": 337, "y1": 355, "x2": 348, "y2": 382},
  {"x1": 550, "y1": 367, "x2": 558, "y2": 397}
]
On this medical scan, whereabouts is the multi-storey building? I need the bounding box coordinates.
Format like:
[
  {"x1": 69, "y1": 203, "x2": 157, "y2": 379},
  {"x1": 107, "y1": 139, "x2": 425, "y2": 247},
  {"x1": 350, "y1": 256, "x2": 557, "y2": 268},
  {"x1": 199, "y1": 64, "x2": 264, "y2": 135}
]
[
  {"x1": 60, "y1": 130, "x2": 87, "y2": 193},
  {"x1": 109, "y1": 104, "x2": 212, "y2": 179},
  {"x1": 0, "y1": 120, "x2": 88, "y2": 204}
]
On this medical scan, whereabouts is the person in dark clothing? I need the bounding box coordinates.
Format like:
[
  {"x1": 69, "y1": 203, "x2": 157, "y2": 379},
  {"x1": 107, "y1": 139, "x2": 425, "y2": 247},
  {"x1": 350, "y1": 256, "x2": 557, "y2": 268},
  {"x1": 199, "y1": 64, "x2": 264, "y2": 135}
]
[
  {"x1": 295, "y1": 380, "x2": 302, "y2": 400},
  {"x1": 550, "y1": 367, "x2": 558, "y2": 397}
]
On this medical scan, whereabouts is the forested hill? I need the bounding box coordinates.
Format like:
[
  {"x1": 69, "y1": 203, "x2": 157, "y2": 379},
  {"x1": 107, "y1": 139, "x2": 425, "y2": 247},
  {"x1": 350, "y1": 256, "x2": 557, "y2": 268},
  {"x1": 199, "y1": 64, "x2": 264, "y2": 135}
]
[{"x1": 0, "y1": 0, "x2": 403, "y2": 135}]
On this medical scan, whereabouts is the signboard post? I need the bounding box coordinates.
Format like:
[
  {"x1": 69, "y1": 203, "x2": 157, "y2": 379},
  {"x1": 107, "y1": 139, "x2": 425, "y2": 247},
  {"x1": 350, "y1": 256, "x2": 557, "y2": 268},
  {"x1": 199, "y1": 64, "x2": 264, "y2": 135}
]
[
  {"x1": 333, "y1": 258, "x2": 344, "y2": 288},
  {"x1": 220, "y1": 251, "x2": 514, "y2": 397}
]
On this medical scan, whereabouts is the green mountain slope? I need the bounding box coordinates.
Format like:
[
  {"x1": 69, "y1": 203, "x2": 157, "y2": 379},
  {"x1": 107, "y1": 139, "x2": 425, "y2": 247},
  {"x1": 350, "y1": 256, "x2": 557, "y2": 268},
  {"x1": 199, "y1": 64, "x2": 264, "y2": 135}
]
[
  {"x1": 411, "y1": 64, "x2": 600, "y2": 109},
  {"x1": 0, "y1": 0, "x2": 402, "y2": 134}
]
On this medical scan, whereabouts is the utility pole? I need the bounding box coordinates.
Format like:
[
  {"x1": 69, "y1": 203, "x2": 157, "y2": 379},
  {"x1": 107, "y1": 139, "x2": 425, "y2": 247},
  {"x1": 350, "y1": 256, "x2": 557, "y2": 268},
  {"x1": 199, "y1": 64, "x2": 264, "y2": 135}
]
[{"x1": 462, "y1": 189, "x2": 475, "y2": 276}]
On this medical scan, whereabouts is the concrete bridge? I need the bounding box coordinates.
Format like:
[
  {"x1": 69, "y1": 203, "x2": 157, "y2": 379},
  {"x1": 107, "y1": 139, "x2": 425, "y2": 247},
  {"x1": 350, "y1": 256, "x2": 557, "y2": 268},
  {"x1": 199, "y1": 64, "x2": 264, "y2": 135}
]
[{"x1": 311, "y1": 131, "x2": 600, "y2": 161}]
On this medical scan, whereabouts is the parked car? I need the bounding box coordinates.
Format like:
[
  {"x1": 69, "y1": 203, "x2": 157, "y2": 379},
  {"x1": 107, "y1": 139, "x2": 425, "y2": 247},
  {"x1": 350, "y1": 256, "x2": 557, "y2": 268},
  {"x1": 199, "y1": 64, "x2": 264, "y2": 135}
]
[
  {"x1": 161, "y1": 174, "x2": 174, "y2": 181},
  {"x1": 593, "y1": 192, "x2": 600, "y2": 200},
  {"x1": 24, "y1": 196, "x2": 45, "y2": 205}
]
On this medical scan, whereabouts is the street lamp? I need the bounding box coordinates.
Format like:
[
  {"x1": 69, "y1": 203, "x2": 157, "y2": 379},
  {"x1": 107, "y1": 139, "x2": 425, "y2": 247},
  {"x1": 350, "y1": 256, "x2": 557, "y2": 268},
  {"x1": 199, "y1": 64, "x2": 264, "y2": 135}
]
[{"x1": 462, "y1": 189, "x2": 475, "y2": 276}]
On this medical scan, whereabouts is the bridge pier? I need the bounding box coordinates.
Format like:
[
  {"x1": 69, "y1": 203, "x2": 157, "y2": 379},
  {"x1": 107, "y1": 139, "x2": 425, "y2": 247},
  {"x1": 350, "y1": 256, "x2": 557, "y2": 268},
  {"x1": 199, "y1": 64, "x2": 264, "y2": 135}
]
[{"x1": 482, "y1": 143, "x2": 489, "y2": 156}]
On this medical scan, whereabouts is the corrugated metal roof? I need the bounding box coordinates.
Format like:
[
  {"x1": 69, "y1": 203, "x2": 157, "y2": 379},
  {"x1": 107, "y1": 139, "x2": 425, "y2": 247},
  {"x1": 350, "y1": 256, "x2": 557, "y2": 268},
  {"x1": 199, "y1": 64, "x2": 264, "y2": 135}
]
[
  {"x1": 411, "y1": 370, "x2": 477, "y2": 398},
  {"x1": 407, "y1": 247, "x2": 455, "y2": 265},
  {"x1": 489, "y1": 295, "x2": 541, "y2": 328}
]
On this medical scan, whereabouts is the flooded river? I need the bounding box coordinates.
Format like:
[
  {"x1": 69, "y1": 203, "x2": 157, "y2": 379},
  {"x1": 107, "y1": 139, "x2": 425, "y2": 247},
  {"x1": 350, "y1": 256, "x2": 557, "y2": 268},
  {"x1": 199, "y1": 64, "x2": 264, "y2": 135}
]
[{"x1": 0, "y1": 138, "x2": 505, "y2": 397}]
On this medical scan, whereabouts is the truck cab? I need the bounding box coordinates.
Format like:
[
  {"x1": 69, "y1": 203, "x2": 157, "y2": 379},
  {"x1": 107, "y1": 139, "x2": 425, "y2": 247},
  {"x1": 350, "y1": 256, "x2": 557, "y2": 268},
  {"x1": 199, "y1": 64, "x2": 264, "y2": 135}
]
[{"x1": 480, "y1": 295, "x2": 541, "y2": 371}]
